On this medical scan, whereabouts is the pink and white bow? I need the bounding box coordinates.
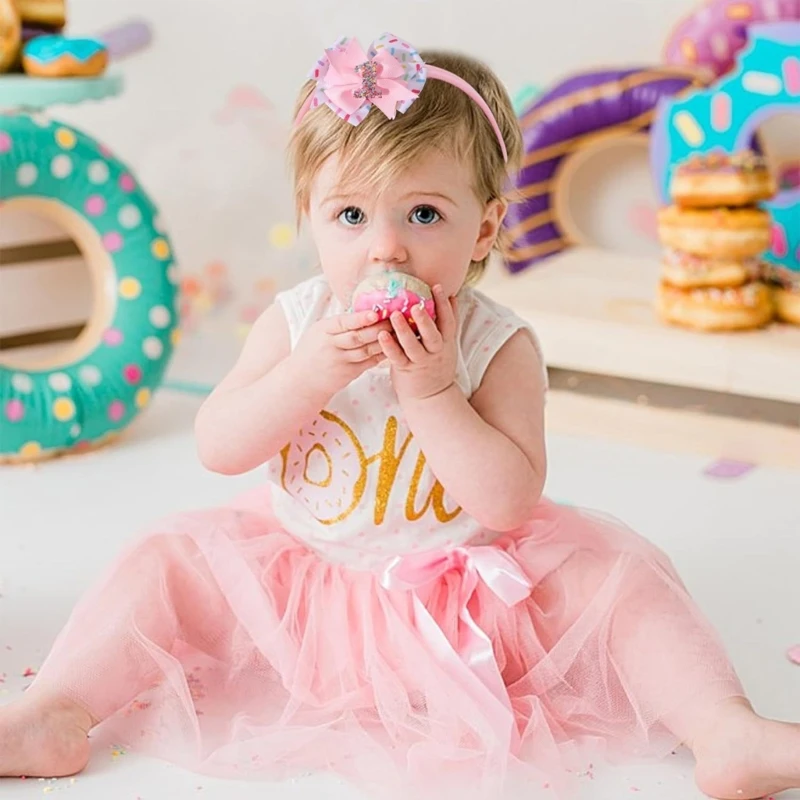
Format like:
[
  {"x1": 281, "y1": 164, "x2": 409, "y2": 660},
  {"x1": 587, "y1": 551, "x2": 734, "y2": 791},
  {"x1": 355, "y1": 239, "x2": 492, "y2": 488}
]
[
  {"x1": 381, "y1": 545, "x2": 532, "y2": 753},
  {"x1": 294, "y1": 33, "x2": 508, "y2": 163}
]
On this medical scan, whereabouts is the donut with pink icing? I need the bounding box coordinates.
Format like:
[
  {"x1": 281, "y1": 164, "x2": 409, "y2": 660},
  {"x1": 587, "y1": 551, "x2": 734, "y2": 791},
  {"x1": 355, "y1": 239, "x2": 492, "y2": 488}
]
[
  {"x1": 664, "y1": 0, "x2": 800, "y2": 79},
  {"x1": 351, "y1": 271, "x2": 436, "y2": 328}
]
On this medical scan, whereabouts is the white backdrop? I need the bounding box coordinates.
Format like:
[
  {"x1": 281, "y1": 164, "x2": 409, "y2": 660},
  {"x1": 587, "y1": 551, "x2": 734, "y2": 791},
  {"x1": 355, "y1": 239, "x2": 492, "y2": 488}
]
[
  {"x1": 13, "y1": 0, "x2": 798, "y2": 384},
  {"x1": 59, "y1": 0, "x2": 701, "y2": 160}
]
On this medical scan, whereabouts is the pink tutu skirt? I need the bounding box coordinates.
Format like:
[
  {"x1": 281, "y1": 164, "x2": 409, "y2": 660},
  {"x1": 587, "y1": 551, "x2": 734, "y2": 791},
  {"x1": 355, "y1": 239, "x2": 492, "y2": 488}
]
[{"x1": 34, "y1": 489, "x2": 743, "y2": 799}]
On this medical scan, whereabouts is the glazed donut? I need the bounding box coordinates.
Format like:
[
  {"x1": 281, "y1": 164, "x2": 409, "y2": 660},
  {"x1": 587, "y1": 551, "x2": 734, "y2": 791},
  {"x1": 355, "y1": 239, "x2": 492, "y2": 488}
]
[
  {"x1": 351, "y1": 271, "x2": 435, "y2": 328},
  {"x1": 504, "y1": 66, "x2": 707, "y2": 272},
  {"x1": 656, "y1": 280, "x2": 774, "y2": 330},
  {"x1": 23, "y1": 35, "x2": 108, "y2": 78},
  {"x1": 670, "y1": 151, "x2": 776, "y2": 207},
  {"x1": 0, "y1": 0, "x2": 21, "y2": 74},
  {"x1": 664, "y1": 0, "x2": 800, "y2": 79},
  {"x1": 14, "y1": 0, "x2": 65, "y2": 28},
  {"x1": 662, "y1": 248, "x2": 762, "y2": 288},
  {"x1": 763, "y1": 261, "x2": 800, "y2": 323},
  {"x1": 278, "y1": 410, "x2": 366, "y2": 525},
  {"x1": 657, "y1": 205, "x2": 771, "y2": 258},
  {"x1": 773, "y1": 285, "x2": 800, "y2": 324}
]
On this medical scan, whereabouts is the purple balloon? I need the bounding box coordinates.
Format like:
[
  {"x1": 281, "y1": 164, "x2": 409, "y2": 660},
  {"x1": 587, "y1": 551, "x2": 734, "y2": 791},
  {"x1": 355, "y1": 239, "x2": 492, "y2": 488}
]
[{"x1": 504, "y1": 67, "x2": 707, "y2": 273}]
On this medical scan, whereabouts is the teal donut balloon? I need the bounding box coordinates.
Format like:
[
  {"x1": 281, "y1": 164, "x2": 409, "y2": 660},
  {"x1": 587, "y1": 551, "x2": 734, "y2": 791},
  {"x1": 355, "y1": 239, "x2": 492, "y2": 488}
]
[{"x1": 0, "y1": 111, "x2": 179, "y2": 463}]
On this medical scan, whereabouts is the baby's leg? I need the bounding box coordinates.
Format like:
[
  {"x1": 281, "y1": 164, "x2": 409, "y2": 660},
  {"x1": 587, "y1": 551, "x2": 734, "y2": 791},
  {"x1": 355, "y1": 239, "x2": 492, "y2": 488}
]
[
  {"x1": 689, "y1": 696, "x2": 800, "y2": 800},
  {"x1": 587, "y1": 549, "x2": 800, "y2": 799},
  {"x1": 0, "y1": 525, "x2": 237, "y2": 779}
]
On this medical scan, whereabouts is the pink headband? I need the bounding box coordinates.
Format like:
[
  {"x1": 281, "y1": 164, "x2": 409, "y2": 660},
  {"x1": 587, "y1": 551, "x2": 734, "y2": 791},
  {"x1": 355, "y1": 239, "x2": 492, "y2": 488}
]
[{"x1": 294, "y1": 33, "x2": 509, "y2": 163}]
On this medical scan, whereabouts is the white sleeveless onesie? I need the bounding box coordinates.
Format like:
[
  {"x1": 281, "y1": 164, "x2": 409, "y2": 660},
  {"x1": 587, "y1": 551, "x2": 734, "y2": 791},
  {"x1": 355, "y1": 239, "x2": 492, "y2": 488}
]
[{"x1": 265, "y1": 274, "x2": 546, "y2": 570}]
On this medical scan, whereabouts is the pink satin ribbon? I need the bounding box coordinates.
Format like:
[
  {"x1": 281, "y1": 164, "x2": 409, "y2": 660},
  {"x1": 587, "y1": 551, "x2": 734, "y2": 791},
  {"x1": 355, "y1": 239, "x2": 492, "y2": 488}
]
[
  {"x1": 294, "y1": 33, "x2": 509, "y2": 163},
  {"x1": 323, "y1": 39, "x2": 417, "y2": 119},
  {"x1": 381, "y1": 545, "x2": 532, "y2": 753}
]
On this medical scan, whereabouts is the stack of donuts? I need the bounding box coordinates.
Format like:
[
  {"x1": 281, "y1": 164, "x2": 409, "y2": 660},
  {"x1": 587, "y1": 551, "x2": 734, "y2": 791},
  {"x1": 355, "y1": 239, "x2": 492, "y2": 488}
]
[{"x1": 656, "y1": 151, "x2": 777, "y2": 331}]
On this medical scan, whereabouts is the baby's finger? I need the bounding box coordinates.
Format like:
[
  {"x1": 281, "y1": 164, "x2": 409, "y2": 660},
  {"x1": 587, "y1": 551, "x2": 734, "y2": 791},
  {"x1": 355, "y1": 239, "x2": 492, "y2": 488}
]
[
  {"x1": 411, "y1": 303, "x2": 442, "y2": 353},
  {"x1": 391, "y1": 312, "x2": 426, "y2": 362},
  {"x1": 379, "y1": 330, "x2": 409, "y2": 367},
  {"x1": 326, "y1": 309, "x2": 379, "y2": 335},
  {"x1": 362, "y1": 352, "x2": 388, "y2": 370},
  {"x1": 345, "y1": 340, "x2": 385, "y2": 363},
  {"x1": 433, "y1": 285, "x2": 457, "y2": 340},
  {"x1": 336, "y1": 319, "x2": 393, "y2": 350}
]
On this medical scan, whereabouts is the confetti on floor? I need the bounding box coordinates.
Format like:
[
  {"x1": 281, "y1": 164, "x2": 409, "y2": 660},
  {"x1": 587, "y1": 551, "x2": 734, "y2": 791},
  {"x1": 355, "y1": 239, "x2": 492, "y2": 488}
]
[
  {"x1": 22, "y1": 667, "x2": 37, "y2": 678},
  {"x1": 787, "y1": 644, "x2": 800, "y2": 665},
  {"x1": 703, "y1": 458, "x2": 757, "y2": 479}
]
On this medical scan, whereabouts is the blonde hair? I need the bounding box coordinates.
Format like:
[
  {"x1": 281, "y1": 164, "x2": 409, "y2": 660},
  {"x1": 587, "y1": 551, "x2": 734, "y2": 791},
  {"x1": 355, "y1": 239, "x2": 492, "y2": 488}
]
[{"x1": 287, "y1": 49, "x2": 523, "y2": 284}]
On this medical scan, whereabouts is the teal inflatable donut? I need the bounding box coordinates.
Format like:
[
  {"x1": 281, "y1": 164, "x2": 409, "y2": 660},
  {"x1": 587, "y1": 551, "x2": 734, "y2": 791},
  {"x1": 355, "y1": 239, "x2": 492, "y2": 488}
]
[{"x1": 0, "y1": 112, "x2": 179, "y2": 463}]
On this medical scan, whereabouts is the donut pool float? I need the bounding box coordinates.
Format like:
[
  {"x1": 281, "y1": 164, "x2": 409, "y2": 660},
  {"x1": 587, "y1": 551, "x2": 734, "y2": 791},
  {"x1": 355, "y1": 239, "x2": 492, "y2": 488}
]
[
  {"x1": 664, "y1": 0, "x2": 800, "y2": 79},
  {"x1": 652, "y1": 23, "x2": 800, "y2": 282},
  {"x1": 504, "y1": 66, "x2": 707, "y2": 272},
  {"x1": 0, "y1": 112, "x2": 179, "y2": 464}
]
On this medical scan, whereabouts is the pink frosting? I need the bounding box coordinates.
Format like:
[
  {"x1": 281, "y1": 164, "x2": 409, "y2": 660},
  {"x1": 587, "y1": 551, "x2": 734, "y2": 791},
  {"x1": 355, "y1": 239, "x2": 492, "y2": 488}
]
[{"x1": 353, "y1": 289, "x2": 436, "y2": 326}]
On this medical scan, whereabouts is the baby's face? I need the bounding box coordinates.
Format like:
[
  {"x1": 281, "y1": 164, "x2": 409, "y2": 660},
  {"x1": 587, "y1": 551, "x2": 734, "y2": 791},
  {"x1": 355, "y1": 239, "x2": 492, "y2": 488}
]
[{"x1": 307, "y1": 149, "x2": 504, "y2": 305}]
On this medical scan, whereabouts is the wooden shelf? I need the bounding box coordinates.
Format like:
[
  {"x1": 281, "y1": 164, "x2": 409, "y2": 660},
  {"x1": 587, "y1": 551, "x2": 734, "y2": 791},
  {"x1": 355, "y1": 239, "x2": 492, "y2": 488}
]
[{"x1": 481, "y1": 247, "x2": 800, "y2": 405}]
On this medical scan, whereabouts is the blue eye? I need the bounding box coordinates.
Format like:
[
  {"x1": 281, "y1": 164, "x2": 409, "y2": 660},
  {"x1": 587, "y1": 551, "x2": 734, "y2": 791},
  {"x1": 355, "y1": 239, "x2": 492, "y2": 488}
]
[
  {"x1": 338, "y1": 206, "x2": 365, "y2": 226},
  {"x1": 411, "y1": 205, "x2": 441, "y2": 225}
]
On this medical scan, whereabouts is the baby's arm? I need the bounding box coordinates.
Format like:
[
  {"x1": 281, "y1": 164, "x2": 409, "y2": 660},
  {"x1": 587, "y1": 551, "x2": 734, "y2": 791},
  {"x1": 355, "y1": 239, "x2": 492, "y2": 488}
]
[
  {"x1": 195, "y1": 303, "x2": 321, "y2": 475},
  {"x1": 402, "y1": 330, "x2": 547, "y2": 531},
  {"x1": 195, "y1": 303, "x2": 388, "y2": 475}
]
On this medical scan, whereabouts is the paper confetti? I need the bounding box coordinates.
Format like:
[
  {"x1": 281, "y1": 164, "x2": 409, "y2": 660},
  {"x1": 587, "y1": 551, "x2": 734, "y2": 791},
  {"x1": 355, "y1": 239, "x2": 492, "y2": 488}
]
[
  {"x1": 703, "y1": 458, "x2": 757, "y2": 479},
  {"x1": 22, "y1": 667, "x2": 36, "y2": 678},
  {"x1": 787, "y1": 645, "x2": 800, "y2": 665}
]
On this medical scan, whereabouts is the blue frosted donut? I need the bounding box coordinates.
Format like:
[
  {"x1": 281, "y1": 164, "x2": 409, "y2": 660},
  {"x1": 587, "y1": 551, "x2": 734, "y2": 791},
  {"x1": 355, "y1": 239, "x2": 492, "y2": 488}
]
[
  {"x1": 23, "y1": 35, "x2": 108, "y2": 77},
  {"x1": 0, "y1": 112, "x2": 179, "y2": 463}
]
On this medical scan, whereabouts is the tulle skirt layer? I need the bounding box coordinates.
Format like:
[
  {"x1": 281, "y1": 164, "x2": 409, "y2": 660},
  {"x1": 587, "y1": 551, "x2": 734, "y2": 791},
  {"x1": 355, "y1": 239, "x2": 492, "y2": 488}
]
[{"x1": 34, "y1": 488, "x2": 743, "y2": 798}]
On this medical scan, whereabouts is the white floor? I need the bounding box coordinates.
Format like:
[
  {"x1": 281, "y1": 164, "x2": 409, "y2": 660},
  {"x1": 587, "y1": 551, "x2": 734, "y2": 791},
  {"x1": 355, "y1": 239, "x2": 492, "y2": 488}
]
[{"x1": 1, "y1": 390, "x2": 800, "y2": 800}]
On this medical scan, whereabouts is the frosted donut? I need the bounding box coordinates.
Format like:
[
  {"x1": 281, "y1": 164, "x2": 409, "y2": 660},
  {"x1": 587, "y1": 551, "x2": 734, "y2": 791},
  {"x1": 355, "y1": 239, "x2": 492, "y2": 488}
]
[
  {"x1": 504, "y1": 66, "x2": 707, "y2": 272},
  {"x1": 763, "y1": 262, "x2": 800, "y2": 323},
  {"x1": 664, "y1": 0, "x2": 800, "y2": 79},
  {"x1": 0, "y1": 0, "x2": 21, "y2": 74},
  {"x1": 15, "y1": 0, "x2": 65, "y2": 28},
  {"x1": 351, "y1": 271, "x2": 435, "y2": 328},
  {"x1": 278, "y1": 410, "x2": 366, "y2": 525},
  {"x1": 23, "y1": 35, "x2": 108, "y2": 78},
  {"x1": 662, "y1": 249, "x2": 762, "y2": 288},
  {"x1": 670, "y1": 151, "x2": 776, "y2": 207},
  {"x1": 0, "y1": 113, "x2": 178, "y2": 464},
  {"x1": 656, "y1": 280, "x2": 774, "y2": 330},
  {"x1": 773, "y1": 285, "x2": 800, "y2": 324},
  {"x1": 657, "y1": 205, "x2": 771, "y2": 258}
]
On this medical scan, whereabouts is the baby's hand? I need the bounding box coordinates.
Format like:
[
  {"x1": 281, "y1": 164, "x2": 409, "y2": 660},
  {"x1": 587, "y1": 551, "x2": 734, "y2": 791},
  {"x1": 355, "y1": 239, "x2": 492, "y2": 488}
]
[
  {"x1": 379, "y1": 285, "x2": 458, "y2": 402},
  {"x1": 293, "y1": 310, "x2": 390, "y2": 400}
]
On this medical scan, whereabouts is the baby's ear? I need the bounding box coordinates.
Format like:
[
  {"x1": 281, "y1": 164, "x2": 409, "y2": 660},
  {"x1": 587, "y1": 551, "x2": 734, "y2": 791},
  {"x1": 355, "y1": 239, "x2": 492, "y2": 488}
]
[
  {"x1": 472, "y1": 199, "x2": 506, "y2": 261},
  {"x1": 494, "y1": 198, "x2": 509, "y2": 227}
]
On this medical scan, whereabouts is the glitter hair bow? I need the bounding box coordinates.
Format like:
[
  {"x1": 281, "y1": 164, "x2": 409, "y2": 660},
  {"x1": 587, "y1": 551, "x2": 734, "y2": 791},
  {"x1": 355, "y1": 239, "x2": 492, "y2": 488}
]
[{"x1": 294, "y1": 32, "x2": 508, "y2": 162}]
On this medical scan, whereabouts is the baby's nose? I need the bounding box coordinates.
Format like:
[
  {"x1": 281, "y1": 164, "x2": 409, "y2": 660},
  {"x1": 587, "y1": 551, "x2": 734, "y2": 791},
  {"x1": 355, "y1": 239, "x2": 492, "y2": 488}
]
[{"x1": 368, "y1": 222, "x2": 408, "y2": 266}]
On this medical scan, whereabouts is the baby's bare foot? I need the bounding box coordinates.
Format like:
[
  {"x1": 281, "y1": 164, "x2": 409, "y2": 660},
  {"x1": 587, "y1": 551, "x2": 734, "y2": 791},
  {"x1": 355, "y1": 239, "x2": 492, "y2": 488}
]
[
  {"x1": 691, "y1": 698, "x2": 800, "y2": 799},
  {"x1": 0, "y1": 694, "x2": 92, "y2": 778}
]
